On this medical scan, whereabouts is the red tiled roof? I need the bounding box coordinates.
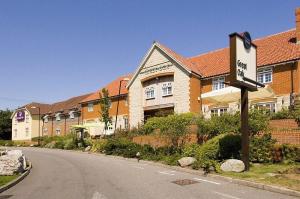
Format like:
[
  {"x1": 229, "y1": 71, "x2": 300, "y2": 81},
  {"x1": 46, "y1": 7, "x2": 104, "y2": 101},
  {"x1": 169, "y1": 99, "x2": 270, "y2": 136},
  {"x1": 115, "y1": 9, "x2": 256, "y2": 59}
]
[
  {"x1": 187, "y1": 29, "x2": 300, "y2": 77},
  {"x1": 21, "y1": 93, "x2": 91, "y2": 115},
  {"x1": 80, "y1": 74, "x2": 132, "y2": 103}
]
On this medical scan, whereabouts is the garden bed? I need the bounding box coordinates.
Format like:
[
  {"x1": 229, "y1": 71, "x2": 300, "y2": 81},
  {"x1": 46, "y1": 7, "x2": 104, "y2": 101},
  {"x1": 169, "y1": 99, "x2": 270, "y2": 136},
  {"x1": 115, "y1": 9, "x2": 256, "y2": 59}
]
[{"x1": 220, "y1": 163, "x2": 300, "y2": 191}]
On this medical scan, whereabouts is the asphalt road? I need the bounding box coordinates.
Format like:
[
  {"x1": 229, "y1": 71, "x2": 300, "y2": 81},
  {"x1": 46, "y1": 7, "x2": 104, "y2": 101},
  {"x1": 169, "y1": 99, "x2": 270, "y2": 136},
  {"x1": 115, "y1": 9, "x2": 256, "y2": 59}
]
[{"x1": 0, "y1": 148, "x2": 297, "y2": 199}]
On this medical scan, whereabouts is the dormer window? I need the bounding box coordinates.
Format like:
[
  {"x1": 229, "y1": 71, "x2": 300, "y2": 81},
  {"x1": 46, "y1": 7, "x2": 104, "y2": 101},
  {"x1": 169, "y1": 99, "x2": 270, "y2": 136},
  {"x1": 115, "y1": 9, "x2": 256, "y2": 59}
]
[
  {"x1": 69, "y1": 111, "x2": 75, "y2": 119},
  {"x1": 55, "y1": 113, "x2": 61, "y2": 121},
  {"x1": 212, "y1": 77, "x2": 225, "y2": 90},
  {"x1": 145, "y1": 87, "x2": 155, "y2": 100},
  {"x1": 162, "y1": 82, "x2": 172, "y2": 96}
]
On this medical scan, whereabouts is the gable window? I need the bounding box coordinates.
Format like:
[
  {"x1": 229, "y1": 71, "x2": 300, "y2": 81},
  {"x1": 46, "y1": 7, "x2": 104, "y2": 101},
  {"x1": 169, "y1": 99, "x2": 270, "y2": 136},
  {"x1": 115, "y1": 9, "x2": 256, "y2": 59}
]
[
  {"x1": 211, "y1": 107, "x2": 228, "y2": 117},
  {"x1": 212, "y1": 77, "x2": 225, "y2": 90},
  {"x1": 162, "y1": 82, "x2": 172, "y2": 96},
  {"x1": 69, "y1": 111, "x2": 75, "y2": 119},
  {"x1": 145, "y1": 87, "x2": 155, "y2": 100},
  {"x1": 88, "y1": 103, "x2": 94, "y2": 112},
  {"x1": 257, "y1": 67, "x2": 272, "y2": 84},
  {"x1": 55, "y1": 113, "x2": 61, "y2": 121}
]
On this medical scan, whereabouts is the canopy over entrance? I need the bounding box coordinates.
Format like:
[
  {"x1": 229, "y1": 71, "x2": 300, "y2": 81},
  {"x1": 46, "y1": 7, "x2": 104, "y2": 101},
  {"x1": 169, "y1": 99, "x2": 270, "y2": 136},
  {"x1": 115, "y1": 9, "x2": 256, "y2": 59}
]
[{"x1": 201, "y1": 86, "x2": 275, "y2": 103}]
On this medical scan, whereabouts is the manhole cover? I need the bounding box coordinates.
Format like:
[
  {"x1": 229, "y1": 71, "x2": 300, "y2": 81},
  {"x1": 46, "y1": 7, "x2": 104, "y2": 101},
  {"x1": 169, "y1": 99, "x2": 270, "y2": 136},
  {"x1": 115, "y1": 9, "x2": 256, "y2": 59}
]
[{"x1": 172, "y1": 179, "x2": 199, "y2": 186}]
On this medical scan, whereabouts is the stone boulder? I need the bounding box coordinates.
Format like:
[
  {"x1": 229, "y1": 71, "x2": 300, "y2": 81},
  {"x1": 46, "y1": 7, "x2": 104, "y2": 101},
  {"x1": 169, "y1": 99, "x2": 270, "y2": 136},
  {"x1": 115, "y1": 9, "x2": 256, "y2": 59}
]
[
  {"x1": 178, "y1": 157, "x2": 196, "y2": 167},
  {"x1": 84, "y1": 146, "x2": 91, "y2": 152},
  {"x1": 220, "y1": 159, "x2": 245, "y2": 173},
  {"x1": 0, "y1": 150, "x2": 26, "y2": 175}
]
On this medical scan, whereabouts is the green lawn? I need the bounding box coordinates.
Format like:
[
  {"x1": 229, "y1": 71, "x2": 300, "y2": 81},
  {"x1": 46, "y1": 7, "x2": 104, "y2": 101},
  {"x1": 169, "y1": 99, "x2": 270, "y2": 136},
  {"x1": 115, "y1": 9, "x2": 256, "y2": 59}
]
[
  {"x1": 0, "y1": 175, "x2": 18, "y2": 187},
  {"x1": 220, "y1": 163, "x2": 300, "y2": 191}
]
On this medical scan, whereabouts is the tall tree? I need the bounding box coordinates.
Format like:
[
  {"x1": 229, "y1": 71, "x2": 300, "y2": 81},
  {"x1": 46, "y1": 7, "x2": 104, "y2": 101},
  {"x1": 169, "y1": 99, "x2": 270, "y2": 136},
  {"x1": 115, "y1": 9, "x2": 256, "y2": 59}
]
[
  {"x1": 99, "y1": 88, "x2": 112, "y2": 131},
  {"x1": 0, "y1": 109, "x2": 13, "y2": 140}
]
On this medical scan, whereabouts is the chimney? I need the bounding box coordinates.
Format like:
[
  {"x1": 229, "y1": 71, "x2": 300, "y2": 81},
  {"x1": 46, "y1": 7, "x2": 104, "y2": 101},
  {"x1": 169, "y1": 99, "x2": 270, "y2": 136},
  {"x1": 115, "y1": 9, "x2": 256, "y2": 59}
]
[{"x1": 296, "y1": 7, "x2": 300, "y2": 44}]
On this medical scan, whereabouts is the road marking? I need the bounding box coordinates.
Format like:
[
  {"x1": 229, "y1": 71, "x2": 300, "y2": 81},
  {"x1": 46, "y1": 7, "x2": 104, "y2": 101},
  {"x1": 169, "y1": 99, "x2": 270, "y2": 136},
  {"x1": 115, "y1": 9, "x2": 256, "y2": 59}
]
[
  {"x1": 213, "y1": 191, "x2": 241, "y2": 199},
  {"x1": 158, "y1": 170, "x2": 176, "y2": 176},
  {"x1": 91, "y1": 192, "x2": 108, "y2": 199},
  {"x1": 132, "y1": 166, "x2": 144, "y2": 169},
  {"x1": 193, "y1": 177, "x2": 221, "y2": 185}
]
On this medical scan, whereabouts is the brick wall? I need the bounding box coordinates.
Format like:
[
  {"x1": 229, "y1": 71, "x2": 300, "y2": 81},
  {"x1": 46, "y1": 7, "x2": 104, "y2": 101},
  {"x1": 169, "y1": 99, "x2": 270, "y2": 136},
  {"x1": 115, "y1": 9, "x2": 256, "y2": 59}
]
[
  {"x1": 270, "y1": 130, "x2": 300, "y2": 145},
  {"x1": 269, "y1": 119, "x2": 299, "y2": 129}
]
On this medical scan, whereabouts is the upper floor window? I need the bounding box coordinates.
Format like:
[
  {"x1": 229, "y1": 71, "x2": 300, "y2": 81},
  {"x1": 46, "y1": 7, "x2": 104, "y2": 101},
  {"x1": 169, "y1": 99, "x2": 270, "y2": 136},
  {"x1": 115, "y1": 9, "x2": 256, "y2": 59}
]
[
  {"x1": 145, "y1": 87, "x2": 155, "y2": 100},
  {"x1": 55, "y1": 113, "x2": 61, "y2": 121},
  {"x1": 88, "y1": 103, "x2": 94, "y2": 112},
  {"x1": 43, "y1": 115, "x2": 49, "y2": 123},
  {"x1": 162, "y1": 82, "x2": 172, "y2": 96},
  {"x1": 212, "y1": 77, "x2": 225, "y2": 90},
  {"x1": 69, "y1": 111, "x2": 75, "y2": 119},
  {"x1": 257, "y1": 67, "x2": 272, "y2": 84}
]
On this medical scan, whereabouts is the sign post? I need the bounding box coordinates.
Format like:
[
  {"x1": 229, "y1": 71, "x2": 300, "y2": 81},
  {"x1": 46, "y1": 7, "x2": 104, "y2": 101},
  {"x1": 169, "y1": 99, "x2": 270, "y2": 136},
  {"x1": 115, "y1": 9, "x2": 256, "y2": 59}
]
[{"x1": 229, "y1": 32, "x2": 264, "y2": 171}]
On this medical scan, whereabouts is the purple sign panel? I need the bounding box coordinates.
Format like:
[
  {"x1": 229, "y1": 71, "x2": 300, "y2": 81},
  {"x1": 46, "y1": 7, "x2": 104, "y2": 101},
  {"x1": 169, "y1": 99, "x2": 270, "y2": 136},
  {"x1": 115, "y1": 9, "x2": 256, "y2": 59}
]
[{"x1": 16, "y1": 111, "x2": 25, "y2": 122}]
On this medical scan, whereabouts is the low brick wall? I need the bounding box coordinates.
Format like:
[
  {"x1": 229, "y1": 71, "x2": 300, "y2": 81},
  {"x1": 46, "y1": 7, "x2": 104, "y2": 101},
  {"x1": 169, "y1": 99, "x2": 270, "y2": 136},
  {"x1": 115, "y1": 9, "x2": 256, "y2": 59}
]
[
  {"x1": 132, "y1": 134, "x2": 198, "y2": 148},
  {"x1": 269, "y1": 119, "x2": 299, "y2": 129},
  {"x1": 270, "y1": 130, "x2": 300, "y2": 145}
]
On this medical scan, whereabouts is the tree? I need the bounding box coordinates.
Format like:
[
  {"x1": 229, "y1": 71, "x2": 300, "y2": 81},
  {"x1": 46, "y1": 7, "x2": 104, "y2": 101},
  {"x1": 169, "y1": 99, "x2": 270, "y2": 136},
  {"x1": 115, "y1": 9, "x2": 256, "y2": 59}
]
[
  {"x1": 99, "y1": 88, "x2": 112, "y2": 132},
  {"x1": 0, "y1": 109, "x2": 13, "y2": 140}
]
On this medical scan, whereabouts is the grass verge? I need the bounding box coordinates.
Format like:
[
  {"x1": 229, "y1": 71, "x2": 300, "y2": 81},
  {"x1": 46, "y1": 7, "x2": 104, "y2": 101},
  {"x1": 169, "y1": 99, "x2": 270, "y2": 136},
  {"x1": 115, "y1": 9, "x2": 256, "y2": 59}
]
[
  {"x1": 0, "y1": 175, "x2": 19, "y2": 187},
  {"x1": 220, "y1": 163, "x2": 300, "y2": 191}
]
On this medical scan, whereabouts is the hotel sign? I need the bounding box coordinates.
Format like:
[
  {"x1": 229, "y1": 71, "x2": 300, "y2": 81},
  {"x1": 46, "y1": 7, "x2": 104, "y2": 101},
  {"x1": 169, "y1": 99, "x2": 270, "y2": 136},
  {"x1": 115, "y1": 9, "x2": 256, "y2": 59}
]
[
  {"x1": 140, "y1": 63, "x2": 172, "y2": 75},
  {"x1": 229, "y1": 32, "x2": 257, "y2": 91},
  {"x1": 16, "y1": 111, "x2": 25, "y2": 122}
]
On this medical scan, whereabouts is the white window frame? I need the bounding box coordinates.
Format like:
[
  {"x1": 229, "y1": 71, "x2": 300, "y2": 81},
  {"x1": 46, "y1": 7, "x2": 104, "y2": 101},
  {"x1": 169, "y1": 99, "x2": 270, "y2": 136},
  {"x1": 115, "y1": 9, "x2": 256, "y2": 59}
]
[
  {"x1": 124, "y1": 117, "x2": 129, "y2": 129},
  {"x1": 212, "y1": 77, "x2": 225, "y2": 91},
  {"x1": 257, "y1": 67, "x2": 272, "y2": 84},
  {"x1": 25, "y1": 114, "x2": 30, "y2": 123},
  {"x1": 69, "y1": 111, "x2": 75, "y2": 119},
  {"x1": 87, "y1": 103, "x2": 94, "y2": 112},
  {"x1": 162, "y1": 82, "x2": 172, "y2": 97},
  {"x1": 210, "y1": 107, "x2": 228, "y2": 117},
  {"x1": 145, "y1": 87, "x2": 155, "y2": 100},
  {"x1": 43, "y1": 115, "x2": 49, "y2": 123},
  {"x1": 56, "y1": 128, "x2": 61, "y2": 135},
  {"x1": 25, "y1": 127, "x2": 29, "y2": 137},
  {"x1": 255, "y1": 102, "x2": 276, "y2": 114},
  {"x1": 55, "y1": 113, "x2": 61, "y2": 121}
]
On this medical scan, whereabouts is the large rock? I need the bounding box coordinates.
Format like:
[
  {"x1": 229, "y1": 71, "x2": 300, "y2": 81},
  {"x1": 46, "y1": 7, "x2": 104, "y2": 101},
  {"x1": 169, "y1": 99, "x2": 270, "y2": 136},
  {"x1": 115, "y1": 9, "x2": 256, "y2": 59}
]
[
  {"x1": 220, "y1": 159, "x2": 245, "y2": 173},
  {"x1": 0, "y1": 150, "x2": 26, "y2": 175},
  {"x1": 84, "y1": 146, "x2": 91, "y2": 152},
  {"x1": 178, "y1": 157, "x2": 196, "y2": 167}
]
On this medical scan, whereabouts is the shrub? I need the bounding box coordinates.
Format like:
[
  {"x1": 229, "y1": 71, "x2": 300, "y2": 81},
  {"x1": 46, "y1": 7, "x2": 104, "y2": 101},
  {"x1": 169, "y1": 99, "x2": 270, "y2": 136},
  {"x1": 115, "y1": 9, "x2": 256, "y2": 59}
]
[
  {"x1": 281, "y1": 144, "x2": 300, "y2": 163},
  {"x1": 104, "y1": 138, "x2": 142, "y2": 158},
  {"x1": 249, "y1": 133, "x2": 276, "y2": 163},
  {"x1": 63, "y1": 138, "x2": 77, "y2": 150},
  {"x1": 91, "y1": 139, "x2": 108, "y2": 153},
  {"x1": 248, "y1": 109, "x2": 270, "y2": 136},
  {"x1": 197, "y1": 113, "x2": 240, "y2": 139},
  {"x1": 219, "y1": 134, "x2": 241, "y2": 159},
  {"x1": 0, "y1": 140, "x2": 14, "y2": 146},
  {"x1": 182, "y1": 143, "x2": 202, "y2": 157},
  {"x1": 271, "y1": 108, "x2": 295, "y2": 120}
]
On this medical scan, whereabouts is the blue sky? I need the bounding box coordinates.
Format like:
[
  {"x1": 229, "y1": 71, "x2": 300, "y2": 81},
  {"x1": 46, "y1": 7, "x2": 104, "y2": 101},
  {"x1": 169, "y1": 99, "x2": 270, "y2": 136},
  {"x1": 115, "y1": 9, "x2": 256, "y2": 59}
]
[{"x1": 0, "y1": 0, "x2": 299, "y2": 110}]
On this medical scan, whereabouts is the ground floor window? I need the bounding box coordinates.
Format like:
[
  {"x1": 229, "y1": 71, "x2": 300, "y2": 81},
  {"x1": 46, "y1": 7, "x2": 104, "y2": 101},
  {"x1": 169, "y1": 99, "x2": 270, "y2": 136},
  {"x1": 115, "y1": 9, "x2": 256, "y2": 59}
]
[
  {"x1": 14, "y1": 129, "x2": 17, "y2": 138},
  {"x1": 25, "y1": 127, "x2": 30, "y2": 137},
  {"x1": 254, "y1": 102, "x2": 276, "y2": 114},
  {"x1": 210, "y1": 107, "x2": 228, "y2": 117},
  {"x1": 56, "y1": 128, "x2": 61, "y2": 135},
  {"x1": 124, "y1": 117, "x2": 129, "y2": 129}
]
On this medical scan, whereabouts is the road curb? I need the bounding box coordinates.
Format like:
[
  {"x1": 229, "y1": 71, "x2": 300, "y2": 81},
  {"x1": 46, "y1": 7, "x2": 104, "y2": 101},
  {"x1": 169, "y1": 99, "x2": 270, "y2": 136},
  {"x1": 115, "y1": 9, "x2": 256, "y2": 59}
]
[{"x1": 0, "y1": 161, "x2": 32, "y2": 193}]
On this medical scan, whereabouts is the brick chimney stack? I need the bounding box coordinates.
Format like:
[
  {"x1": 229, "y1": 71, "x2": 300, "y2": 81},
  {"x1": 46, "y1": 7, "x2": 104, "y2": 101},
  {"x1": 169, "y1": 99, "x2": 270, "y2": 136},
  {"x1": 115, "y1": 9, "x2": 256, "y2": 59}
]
[{"x1": 296, "y1": 7, "x2": 300, "y2": 44}]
